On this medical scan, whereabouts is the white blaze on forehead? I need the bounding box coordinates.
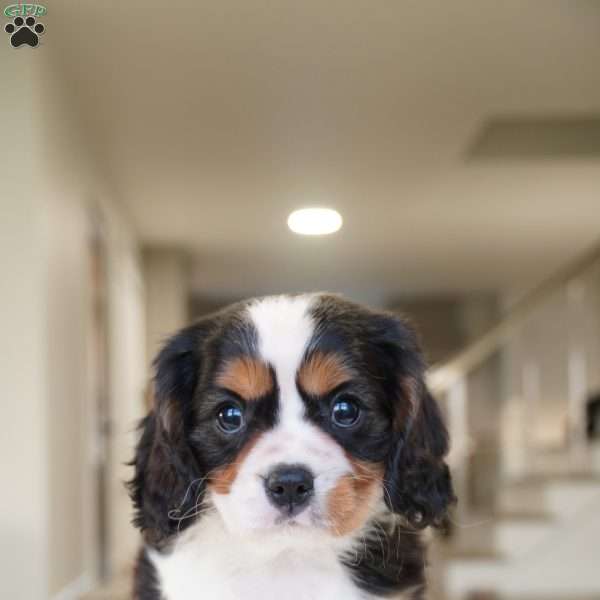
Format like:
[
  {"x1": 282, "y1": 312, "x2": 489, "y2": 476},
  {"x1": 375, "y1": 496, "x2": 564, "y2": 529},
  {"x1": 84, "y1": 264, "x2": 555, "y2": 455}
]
[
  {"x1": 247, "y1": 295, "x2": 315, "y2": 423},
  {"x1": 212, "y1": 294, "x2": 355, "y2": 536}
]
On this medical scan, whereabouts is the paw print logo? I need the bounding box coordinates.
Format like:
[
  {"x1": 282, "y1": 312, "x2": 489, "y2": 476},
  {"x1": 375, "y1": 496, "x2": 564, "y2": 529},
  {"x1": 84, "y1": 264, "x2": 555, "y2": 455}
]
[{"x1": 5, "y1": 15, "x2": 45, "y2": 48}]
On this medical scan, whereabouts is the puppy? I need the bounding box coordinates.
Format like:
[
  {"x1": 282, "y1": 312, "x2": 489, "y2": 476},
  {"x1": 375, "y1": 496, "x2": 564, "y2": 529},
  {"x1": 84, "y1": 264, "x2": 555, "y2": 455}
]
[{"x1": 129, "y1": 294, "x2": 455, "y2": 599}]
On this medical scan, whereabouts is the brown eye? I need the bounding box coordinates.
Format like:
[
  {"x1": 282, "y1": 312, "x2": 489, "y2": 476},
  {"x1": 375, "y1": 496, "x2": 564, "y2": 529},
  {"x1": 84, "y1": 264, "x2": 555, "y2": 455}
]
[
  {"x1": 216, "y1": 403, "x2": 244, "y2": 433},
  {"x1": 331, "y1": 396, "x2": 360, "y2": 428}
]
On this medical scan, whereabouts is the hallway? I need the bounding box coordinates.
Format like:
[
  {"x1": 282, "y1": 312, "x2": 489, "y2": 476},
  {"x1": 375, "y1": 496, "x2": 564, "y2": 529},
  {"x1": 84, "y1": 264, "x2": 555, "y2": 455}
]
[{"x1": 2, "y1": 2, "x2": 600, "y2": 599}]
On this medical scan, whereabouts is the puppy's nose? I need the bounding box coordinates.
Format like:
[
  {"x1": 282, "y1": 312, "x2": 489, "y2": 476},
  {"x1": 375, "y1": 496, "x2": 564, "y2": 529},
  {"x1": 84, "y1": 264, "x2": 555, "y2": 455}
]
[{"x1": 265, "y1": 464, "x2": 314, "y2": 513}]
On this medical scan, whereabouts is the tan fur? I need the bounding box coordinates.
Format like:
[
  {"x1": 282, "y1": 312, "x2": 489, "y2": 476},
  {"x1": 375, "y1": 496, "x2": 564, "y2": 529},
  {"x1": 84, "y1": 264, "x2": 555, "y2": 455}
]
[
  {"x1": 209, "y1": 436, "x2": 260, "y2": 495},
  {"x1": 298, "y1": 351, "x2": 352, "y2": 397},
  {"x1": 326, "y1": 459, "x2": 383, "y2": 536},
  {"x1": 216, "y1": 356, "x2": 273, "y2": 401}
]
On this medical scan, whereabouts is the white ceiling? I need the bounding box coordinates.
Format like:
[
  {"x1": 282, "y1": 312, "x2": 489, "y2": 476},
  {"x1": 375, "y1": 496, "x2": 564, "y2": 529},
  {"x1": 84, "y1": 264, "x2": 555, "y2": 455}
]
[{"x1": 49, "y1": 1, "x2": 600, "y2": 304}]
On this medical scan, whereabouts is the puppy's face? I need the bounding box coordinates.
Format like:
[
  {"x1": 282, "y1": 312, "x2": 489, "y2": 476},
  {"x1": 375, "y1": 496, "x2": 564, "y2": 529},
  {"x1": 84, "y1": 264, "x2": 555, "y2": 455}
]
[
  {"x1": 130, "y1": 294, "x2": 454, "y2": 546},
  {"x1": 205, "y1": 297, "x2": 389, "y2": 536}
]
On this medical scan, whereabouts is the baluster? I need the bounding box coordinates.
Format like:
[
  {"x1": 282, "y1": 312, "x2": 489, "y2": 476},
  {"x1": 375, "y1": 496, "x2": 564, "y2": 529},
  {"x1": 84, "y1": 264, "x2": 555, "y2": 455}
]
[{"x1": 567, "y1": 278, "x2": 588, "y2": 465}]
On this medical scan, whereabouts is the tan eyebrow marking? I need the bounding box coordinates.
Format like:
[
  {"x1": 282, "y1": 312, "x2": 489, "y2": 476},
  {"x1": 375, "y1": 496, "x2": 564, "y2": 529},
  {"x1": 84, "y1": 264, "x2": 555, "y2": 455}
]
[
  {"x1": 215, "y1": 356, "x2": 273, "y2": 401},
  {"x1": 297, "y1": 351, "x2": 353, "y2": 397}
]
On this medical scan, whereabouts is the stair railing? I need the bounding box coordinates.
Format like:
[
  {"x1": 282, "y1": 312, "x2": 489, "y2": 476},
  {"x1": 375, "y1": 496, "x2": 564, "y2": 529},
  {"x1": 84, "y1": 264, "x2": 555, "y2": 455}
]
[{"x1": 427, "y1": 241, "x2": 600, "y2": 510}]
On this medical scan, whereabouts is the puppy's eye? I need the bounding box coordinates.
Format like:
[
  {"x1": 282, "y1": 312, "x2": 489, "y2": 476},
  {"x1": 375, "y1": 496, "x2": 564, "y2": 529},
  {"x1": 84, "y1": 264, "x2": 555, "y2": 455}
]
[
  {"x1": 216, "y1": 403, "x2": 244, "y2": 433},
  {"x1": 331, "y1": 396, "x2": 361, "y2": 428}
]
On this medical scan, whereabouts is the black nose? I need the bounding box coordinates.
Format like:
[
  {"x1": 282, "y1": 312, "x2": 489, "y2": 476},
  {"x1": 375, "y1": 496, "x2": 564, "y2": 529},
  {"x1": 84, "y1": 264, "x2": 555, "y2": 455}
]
[{"x1": 265, "y1": 465, "x2": 314, "y2": 514}]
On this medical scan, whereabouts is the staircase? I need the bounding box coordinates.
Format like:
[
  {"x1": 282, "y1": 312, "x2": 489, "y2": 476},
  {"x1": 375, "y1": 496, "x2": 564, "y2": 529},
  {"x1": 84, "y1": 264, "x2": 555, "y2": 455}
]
[
  {"x1": 426, "y1": 241, "x2": 600, "y2": 600},
  {"x1": 440, "y1": 444, "x2": 600, "y2": 599}
]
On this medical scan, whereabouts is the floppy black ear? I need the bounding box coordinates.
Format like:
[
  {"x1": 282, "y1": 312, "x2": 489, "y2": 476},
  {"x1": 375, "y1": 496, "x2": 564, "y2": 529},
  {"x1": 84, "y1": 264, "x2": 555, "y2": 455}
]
[
  {"x1": 378, "y1": 317, "x2": 456, "y2": 529},
  {"x1": 128, "y1": 325, "x2": 206, "y2": 547}
]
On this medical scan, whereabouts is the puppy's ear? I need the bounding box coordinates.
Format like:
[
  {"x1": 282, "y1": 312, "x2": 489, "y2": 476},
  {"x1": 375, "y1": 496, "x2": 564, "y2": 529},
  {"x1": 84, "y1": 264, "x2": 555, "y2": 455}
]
[
  {"x1": 129, "y1": 325, "x2": 206, "y2": 547},
  {"x1": 377, "y1": 316, "x2": 456, "y2": 529}
]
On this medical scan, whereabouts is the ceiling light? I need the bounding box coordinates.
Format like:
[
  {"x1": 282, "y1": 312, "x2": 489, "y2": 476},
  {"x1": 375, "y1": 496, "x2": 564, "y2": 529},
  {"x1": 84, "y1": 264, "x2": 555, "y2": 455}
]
[{"x1": 287, "y1": 207, "x2": 342, "y2": 236}]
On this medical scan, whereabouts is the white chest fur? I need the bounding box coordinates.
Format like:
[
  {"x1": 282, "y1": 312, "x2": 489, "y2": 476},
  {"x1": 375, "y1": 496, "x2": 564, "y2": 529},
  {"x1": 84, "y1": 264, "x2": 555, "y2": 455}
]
[{"x1": 149, "y1": 513, "x2": 372, "y2": 600}]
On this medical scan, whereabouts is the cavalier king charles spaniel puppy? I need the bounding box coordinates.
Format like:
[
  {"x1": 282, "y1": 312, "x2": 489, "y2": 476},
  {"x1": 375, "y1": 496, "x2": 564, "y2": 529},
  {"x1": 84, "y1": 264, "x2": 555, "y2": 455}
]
[{"x1": 130, "y1": 294, "x2": 455, "y2": 599}]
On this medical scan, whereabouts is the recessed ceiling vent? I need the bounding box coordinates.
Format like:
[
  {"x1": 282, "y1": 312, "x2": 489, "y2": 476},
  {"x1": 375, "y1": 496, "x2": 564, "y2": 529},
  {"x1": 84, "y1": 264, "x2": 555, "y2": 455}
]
[{"x1": 467, "y1": 115, "x2": 600, "y2": 159}]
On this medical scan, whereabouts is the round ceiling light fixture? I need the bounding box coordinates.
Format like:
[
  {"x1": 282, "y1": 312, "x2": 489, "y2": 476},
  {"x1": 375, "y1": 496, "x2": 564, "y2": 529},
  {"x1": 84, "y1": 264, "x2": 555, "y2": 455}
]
[{"x1": 287, "y1": 207, "x2": 343, "y2": 236}]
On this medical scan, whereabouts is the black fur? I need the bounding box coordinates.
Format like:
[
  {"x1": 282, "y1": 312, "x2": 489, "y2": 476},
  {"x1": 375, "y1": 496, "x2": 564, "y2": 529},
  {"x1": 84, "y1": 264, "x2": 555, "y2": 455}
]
[
  {"x1": 129, "y1": 294, "x2": 455, "y2": 598},
  {"x1": 309, "y1": 295, "x2": 456, "y2": 530},
  {"x1": 308, "y1": 296, "x2": 455, "y2": 596},
  {"x1": 342, "y1": 519, "x2": 427, "y2": 598},
  {"x1": 133, "y1": 549, "x2": 161, "y2": 600},
  {"x1": 129, "y1": 303, "x2": 280, "y2": 547},
  {"x1": 384, "y1": 386, "x2": 455, "y2": 528},
  {"x1": 128, "y1": 324, "x2": 208, "y2": 547},
  {"x1": 587, "y1": 393, "x2": 600, "y2": 439}
]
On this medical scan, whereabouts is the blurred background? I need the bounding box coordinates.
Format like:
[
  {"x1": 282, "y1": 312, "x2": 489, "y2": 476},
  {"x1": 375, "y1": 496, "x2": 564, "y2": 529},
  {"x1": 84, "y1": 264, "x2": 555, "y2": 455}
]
[{"x1": 2, "y1": 1, "x2": 600, "y2": 599}]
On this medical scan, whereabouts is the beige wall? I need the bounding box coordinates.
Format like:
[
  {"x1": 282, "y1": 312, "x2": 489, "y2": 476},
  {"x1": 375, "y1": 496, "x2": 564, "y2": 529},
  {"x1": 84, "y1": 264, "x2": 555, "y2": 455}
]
[
  {"x1": 144, "y1": 248, "x2": 189, "y2": 368},
  {"x1": 0, "y1": 51, "x2": 48, "y2": 600},
  {"x1": 42, "y1": 57, "x2": 147, "y2": 594},
  {"x1": 105, "y1": 206, "x2": 146, "y2": 577},
  {"x1": 1, "y1": 43, "x2": 146, "y2": 599}
]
